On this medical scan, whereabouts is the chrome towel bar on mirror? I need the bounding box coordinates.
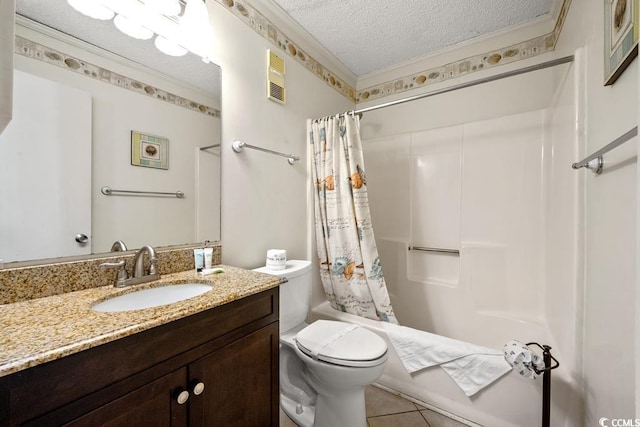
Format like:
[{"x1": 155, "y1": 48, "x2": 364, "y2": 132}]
[
  {"x1": 408, "y1": 246, "x2": 460, "y2": 254},
  {"x1": 572, "y1": 126, "x2": 637, "y2": 174},
  {"x1": 101, "y1": 186, "x2": 185, "y2": 198},
  {"x1": 231, "y1": 139, "x2": 300, "y2": 165}
]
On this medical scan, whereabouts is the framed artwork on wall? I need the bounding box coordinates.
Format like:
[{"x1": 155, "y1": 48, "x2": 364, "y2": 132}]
[
  {"x1": 604, "y1": 0, "x2": 639, "y2": 85},
  {"x1": 131, "y1": 131, "x2": 169, "y2": 170}
]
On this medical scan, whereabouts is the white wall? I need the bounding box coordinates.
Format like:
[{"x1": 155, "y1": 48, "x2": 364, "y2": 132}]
[
  {"x1": 554, "y1": 2, "x2": 638, "y2": 423},
  {"x1": 208, "y1": 2, "x2": 353, "y2": 268}
]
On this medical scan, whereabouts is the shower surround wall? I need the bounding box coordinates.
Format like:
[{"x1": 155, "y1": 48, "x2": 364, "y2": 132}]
[
  {"x1": 345, "y1": 64, "x2": 583, "y2": 426},
  {"x1": 369, "y1": 110, "x2": 548, "y2": 330}
]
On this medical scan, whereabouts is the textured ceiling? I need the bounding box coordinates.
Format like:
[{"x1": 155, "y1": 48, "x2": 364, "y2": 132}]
[
  {"x1": 271, "y1": 0, "x2": 551, "y2": 76},
  {"x1": 15, "y1": 0, "x2": 221, "y2": 102}
]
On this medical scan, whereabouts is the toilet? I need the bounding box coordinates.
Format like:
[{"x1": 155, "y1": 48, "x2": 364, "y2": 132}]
[{"x1": 253, "y1": 260, "x2": 388, "y2": 427}]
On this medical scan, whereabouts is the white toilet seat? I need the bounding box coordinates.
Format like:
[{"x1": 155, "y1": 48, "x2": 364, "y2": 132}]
[{"x1": 295, "y1": 320, "x2": 388, "y2": 368}]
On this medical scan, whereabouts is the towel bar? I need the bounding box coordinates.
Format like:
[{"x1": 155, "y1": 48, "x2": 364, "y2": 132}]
[
  {"x1": 572, "y1": 126, "x2": 637, "y2": 174},
  {"x1": 101, "y1": 186, "x2": 184, "y2": 198},
  {"x1": 408, "y1": 246, "x2": 460, "y2": 254},
  {"x1": 231, "y1": 139, "x2": 299, "y2": 165}
]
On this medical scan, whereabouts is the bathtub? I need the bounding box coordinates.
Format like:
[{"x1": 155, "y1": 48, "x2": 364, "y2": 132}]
[{"x1": 310, "y1": 300, "x2": 581, "y2": 427}]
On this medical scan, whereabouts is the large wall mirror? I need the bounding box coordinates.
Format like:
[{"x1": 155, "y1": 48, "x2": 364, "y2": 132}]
[{"x1": 1, "y1": 0, "x2": 222, "y2": 265}]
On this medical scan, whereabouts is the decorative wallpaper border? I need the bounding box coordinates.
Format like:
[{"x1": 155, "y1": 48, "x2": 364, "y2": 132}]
[
  {"x1": 356, "y1": 0, "x2": 572, "y2": 103},
  {"x1": 219, "y1": 0, "x2": 571, "y2": 105},
  {"x1": 214, "y1": 0, "x2": 356, "y2": 102},
  {"x1": 14, "y1": 35, "x2": 221, "y2": 118}
]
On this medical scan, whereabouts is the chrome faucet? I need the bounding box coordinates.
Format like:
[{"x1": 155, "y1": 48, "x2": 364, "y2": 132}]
[
  {"x1": 133, "y1": 245, "x2": 159, "y2": 279},
  {"x1": 99, "y1": 245, "x2": 160, "y2": 288},
  {"x1": 110, "y1": 240, "x2": 128, "y2": 252}
]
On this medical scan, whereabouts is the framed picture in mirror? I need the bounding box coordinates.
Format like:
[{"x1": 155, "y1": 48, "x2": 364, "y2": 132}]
[{"x1": 131, "y1": 130, "x2": 169, "y2": 169}]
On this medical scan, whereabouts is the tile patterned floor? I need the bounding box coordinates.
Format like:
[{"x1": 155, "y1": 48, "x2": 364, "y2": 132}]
[{"x1": 280, "y1": 385, "x2": 471, "y2": 427}]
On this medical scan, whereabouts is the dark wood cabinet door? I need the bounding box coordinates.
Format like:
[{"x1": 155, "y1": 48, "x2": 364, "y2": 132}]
[
  {"x1": 189, "y1": 323, "x2": 279, "y2": 427},
  {"x1": 63, "y1": 368, "x2": 188, "y2": 427}
]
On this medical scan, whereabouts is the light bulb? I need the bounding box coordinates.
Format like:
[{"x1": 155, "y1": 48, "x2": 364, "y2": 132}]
[
  {"x1": 110, "y1": 0, "x2": 143, "y2": 18},
  {"x1": 180, "y1": 0, "x2": 212, "y2": 58},
  {"x1": 147, "y1": 0, "x2": 181, "y2": 16},
  {"x1": 114, "y1": 14, "x2": 154, "y2": 40},
  {"x1": 181, "y1": 0, "x2": 209, "y2": 30},
  {"x1": 154, "y1": 35, "x2": 188, "y2": 56},
  {"x1": 67, "y1": 0, "x2": 115, "y2": 20}
]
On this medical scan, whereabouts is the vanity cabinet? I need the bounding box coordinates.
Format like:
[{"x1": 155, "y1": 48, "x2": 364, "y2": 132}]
[{"x1": 0, "y1": 288, "x2": 279, "y2": 426}]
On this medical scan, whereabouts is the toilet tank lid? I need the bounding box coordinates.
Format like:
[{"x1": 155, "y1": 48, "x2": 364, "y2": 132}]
[{"x1": 252, "y1": 260, "x2": 312, "y2": 278}]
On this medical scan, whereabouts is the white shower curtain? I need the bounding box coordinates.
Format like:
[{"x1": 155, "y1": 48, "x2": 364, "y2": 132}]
[{"x1": 308, "y1": 114, "x2": 397, "y2": 323}]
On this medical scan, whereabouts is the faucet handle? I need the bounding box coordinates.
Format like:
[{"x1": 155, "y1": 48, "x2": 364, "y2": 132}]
[
  {"x1": 149, "y1": 257, "x2": 158, "y2": 275},
  {"x1": 100, "y1": 260, "x2": 128, "y2": 287}
]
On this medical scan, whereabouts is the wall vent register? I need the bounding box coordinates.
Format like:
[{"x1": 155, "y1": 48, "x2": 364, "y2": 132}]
[{"x1": 267, "y1": 49, "x2": 286, "y2": 104}]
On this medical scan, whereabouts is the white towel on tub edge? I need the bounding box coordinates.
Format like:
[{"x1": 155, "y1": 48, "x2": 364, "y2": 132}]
[{"x1": 382, "y1": 322, "x2": 512, "y2": 397}]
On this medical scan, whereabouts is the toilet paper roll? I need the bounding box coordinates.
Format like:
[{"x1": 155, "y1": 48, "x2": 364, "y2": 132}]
[
  {"x1": 266, "y1": 249, "x2": 287, "y2": 270},
  {"x1": 503, "y1": 340, "x2": 545, "y2": 379}
]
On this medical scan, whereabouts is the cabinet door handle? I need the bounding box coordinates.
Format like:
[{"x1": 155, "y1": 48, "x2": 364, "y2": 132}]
[
  {"x1": 175, "y1": 389, "x2": 190, "y2": 405},
  {"x1": 192, "y1": 382, "x2": 205, "y2": 396}
]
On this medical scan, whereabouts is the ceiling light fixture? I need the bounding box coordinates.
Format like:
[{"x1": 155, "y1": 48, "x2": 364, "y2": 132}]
[
  {"x1": 180, "y1": 0, "x2": 213, "y2": 62},
  {"x1": 148, "y1": 0, "x2": 181, "y2": 16},
  {"x1": 154, "y1": 35, "x2": 188, "y2": 56},
  {"x1": 66, "y1": 0, "x2": 212, "y2": 62},
  {"x1": 113, "y1": 14, "x2": 154, "y2": 40},
  {"x1": 67, "y1": 0, "x2": 115, "y2": 20}
]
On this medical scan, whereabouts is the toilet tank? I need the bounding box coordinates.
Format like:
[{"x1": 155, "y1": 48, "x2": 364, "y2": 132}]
[{"x1": 253, "y1": 260, "x2": 312, "y2": 333}]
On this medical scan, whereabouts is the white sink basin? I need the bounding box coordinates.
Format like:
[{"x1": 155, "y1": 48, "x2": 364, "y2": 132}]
[{"x1": 92, "y1": 283, "x2": 213, "y2": 312}]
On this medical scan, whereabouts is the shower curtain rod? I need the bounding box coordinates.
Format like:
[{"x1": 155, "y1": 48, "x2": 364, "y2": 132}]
[{"x1": 345, "y1": 55, "x2": 575, "y2": 116}]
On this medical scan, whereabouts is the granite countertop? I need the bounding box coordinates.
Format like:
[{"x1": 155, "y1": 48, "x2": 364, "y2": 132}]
[{"x1": 0, "y1": 265, "x2": 282, "y2": 377}]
